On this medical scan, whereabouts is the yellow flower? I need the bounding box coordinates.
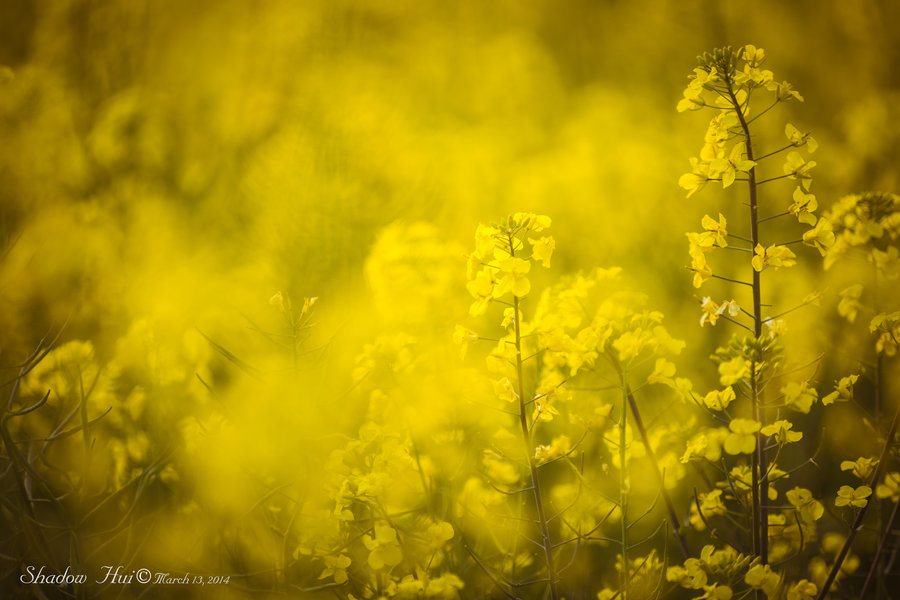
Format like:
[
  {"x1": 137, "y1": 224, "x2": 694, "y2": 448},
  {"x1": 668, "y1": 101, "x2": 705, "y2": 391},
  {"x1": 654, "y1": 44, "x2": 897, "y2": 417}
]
[
  {"x1": 786, "y1": 580, "x2": 818, "y2": 600},
  {"x1": 767, "y1": 80, "x2": 804, "y2": 102},
  {"x1": 534, "y1": 435, "x2": 571, "y2": 464},
  {"x1": 492, "y1": 377, "x2": 517, "y2": 403},
  {"x1": 702, "y1": 386, "x2": 736, "y2": 411},
  {"x1": 363, "y1": 523, "x2": 403, "y2": 569},
  {"x1": 752, "y1": 244, "x2": 797, "y2": 272},
  {"x1": 677, "y1": 85, "x2": 705, "y2": 112},
  {"x1": 835, "y1": 485, "x2": 872, "y2": 508},
  {"x1": 700, "y1": 297, "x2": 739, "y2": 327},
  {"x1": 872, "y1": 246, "x2": 900, "y2": 280},
  {"x1": 466, "y1": 268, "x2": 494, "y2": 315},
  {"x1": 680, "y1": 157, "x2": 711, "y2": 197},
  {"x1": 761, "y1": 419, "x2": 803, "y2": 445},
  {"x1": 743, "y1": 44, "x2": 765, "y2": 63},
  {"x1": 424, "y1": 573, "x2": 464, "y2": 597},
  {"x1": 802, "y1": 217, "x2": 835, "y2": 256},
  {"x1": 780, "y1": 381, "x2": 817, "y2": 413},
  {"x1": 785, "y1": 123, "x2": 818, "y2": 153},
  {"x1": 836, "y1": 285, "x2": 863, "y2": 323},
  {"x1": 876, "y1": 472, "x2": 900, "y2": 502},
  {"x1": 670, "y1": 377, "x2": 695, "y2": 403},
  {"x1": 724, "y1": 418, "x2": 760, "y2": 455},
  {"x1": 718, "y1": 356, "x2": 749, "y2": 386},
  {"x1": 840, "y1": 456, "x2": 878, "y2": 480},
  {"x1": 318, "y1": 554, "x2": 351, "y2": 584},
  {"x1": 691, "y1": 252, "x2": 713, "y2": 288},
  {"x1": 783, "y1": 150, "x2": 816, "y2": 182},
  {"x1": 822, "y1": 373, "x2": 858, "y2": 405},
  {"x1": 613, "y1": 329, "x2": 650, "y2": 362},
  {"x1": 764, "y1": 318, "x2": 787, "y2": 339},
  {"x1": 528, "y1": 236, "x2": 555, "y2": 268},
  {"x1": 426, "y1": 521, "x2": 455, "y2": 548},
  {"x1": 512, "y1": 212, "x2": 551, "y2": 232},
  {"x1": 681, "y1": 433, "x2": 708, "y2": 463},
  {"x1": 709, "y1": 143, "x2": 755, "y2": 188},
  {"x1": 647, "y1": 358, "x2": 676, "y2": 385},
  {"x1": 744, "y1": 563, "x2": 781, "y2": 597},
  {"x1": 701, "y1": 213, "x2": 729, "y2": 247},
  {"x1": 789, "y1": 186, "x2": 818, "y2": 225},
  {"x1": 787, "y1": 487, "x2": 824, "y2": 522},
  {"x1": 697, "y1": 584, "x2": 733, "y2": 600},
  {"x1": 474, "y1": 223, "x2": 500, "y2": 257},
  {"x1": 666, "y1": 558, "x2": 708, "y2": 589},
  {"x1": 452, "y1": 325, "x2": 479, "y2": 359},
  {"x1": 494, "y1": 257, "x2": 531, "y2": 298},
  {"x1": 269, "y1": 291, "x2": 286, "y2": 312}
]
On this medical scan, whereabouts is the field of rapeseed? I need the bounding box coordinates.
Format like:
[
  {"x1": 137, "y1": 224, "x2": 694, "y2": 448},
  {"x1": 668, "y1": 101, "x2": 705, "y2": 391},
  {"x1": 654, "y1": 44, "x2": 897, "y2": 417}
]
[{"x1": 2, "y1": 1, "x2": 900, "y2": 598}]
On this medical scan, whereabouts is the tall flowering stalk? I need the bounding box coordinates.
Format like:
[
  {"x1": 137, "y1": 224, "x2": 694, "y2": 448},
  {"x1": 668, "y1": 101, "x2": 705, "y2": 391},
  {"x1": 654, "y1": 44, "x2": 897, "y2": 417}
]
[
  {"x1": 679, "y1": 45, "x2": 822, "y2": 566},
  {"x1": 461, "y1": 214, "x2": 690, "y2": 598},
  {"x1": 463, "y1": 212, "x2": 560, "y2": 599},
  {"x1": 671, "y1": 45, "x2": 839, "y2": 599}
]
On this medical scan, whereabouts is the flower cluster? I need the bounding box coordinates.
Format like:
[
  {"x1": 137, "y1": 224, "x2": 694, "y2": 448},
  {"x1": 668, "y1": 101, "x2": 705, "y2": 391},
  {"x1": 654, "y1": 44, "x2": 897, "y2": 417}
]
[{"x1": 465, "y1": 212, "x2": 553, "y2": 316}]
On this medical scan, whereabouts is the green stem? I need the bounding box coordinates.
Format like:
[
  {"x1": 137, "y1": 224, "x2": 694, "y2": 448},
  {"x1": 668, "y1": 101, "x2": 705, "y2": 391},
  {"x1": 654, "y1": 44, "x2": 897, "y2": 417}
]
[
  {"x1": 610, "y1": 354, "x2": 690, "y2": 559},
  {"x1": 725, "y1": 72, "x2": 768, "y2": 565},
  {"x1": 620, "y1": 378, "x2": 629, "y2": 599}
]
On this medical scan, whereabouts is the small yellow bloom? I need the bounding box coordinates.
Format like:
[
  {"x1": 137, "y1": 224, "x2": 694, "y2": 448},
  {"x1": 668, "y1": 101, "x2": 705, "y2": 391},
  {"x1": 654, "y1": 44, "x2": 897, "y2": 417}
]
[
  {"x1": 803, "y1": 217, "x2": 835, "y2": 256},
  {"x1": 269, "y1": 291, "x2": 286, "y2": 312},
  {"x1": 724, "y1": 418, "x2": 760, "y2": 455},
  {"x1": 452, "y1": 325, "x2": 479, "y2": 359},
  {"x1": 783, "y1": 150, "x2": 816, "y2": 181},
  {"x1": 363, "y1": 523, "x2": 403, "y2": 569},
  {"x1": 492, "y1": 377, "x2": 517, "y2": 403},
  {"x1": 786, "y1": 580, "x2": 818, "y2": 600},
  {"x1": 872, "y1": 246, "x2": 900, "y2": 280},
  {"x1": 752, "y1": 244, "x2": 797, "y2": 272},
  {"x1": 681, "y1": 433, "x2": 708, "y2": 463},
  {"x1": 787, "y1": 487, "x2": 824, "y2": 522},
  {"x1": 744, "y1": 563, "x2": 781, "y2": 597},
  {"x1": 494, "y1": 257, "x2": 531, "y2": 298},
  {"x1": 789, "y1": 186, "x2": 818, "y2": 225},
  {"x1": 840, "y1": 456, "x2": 878, "y2": 480},
  {"x1": 528, "y1": 236, "x2": 555, "y2": 268},
  {"x1": 837, "y1": 285, "x2": 863, "y2": 323},
  {"x1": 876, "y1": 472, "x2": 900, "y2": 502},
  {"x1": 680, "y1": 157, "x2": 711, "y2": 198},
  {"x1": 761, "y1": 419, "x2": 803, "y2": 445},
  {"x1": 780, "y1": 381, "x2": 817, "y2": 413},
  {"x1": 318, "y1": 554, "x2": 351, "y2": 584},
  {"x1": 534, "y1": 435, "x2": 571, "y2": 464},
  {"x1": 764, "y1": 318, "x2": 787, "y2": 339},
  {"x1": 767, "y1": 80, "x2": 804, "y2": 102},
  {"x1": 648, "y1": 358, "x2": 676, "y2": 385},
  {"x1": 785, "y1": 123, "x2": 818, "y2": 153},
  {"x1": 822, "y1": 373, "x2": 858, "y2": 405},
  {"x1": 835, "y1": 485, "x2": 872, "y2": 508},
  {"x1": 702, "y1": 386, "x2": 735, "y2": 411},
  {"x1": 474, "y1": 223, "x2": 500, "y2": 257},
  {"x1": 467, "y1": 268, "x2": 494, "y2": 298},
  {"x1": 718, "y1": 356, "x2": 749, "y2": 386}
]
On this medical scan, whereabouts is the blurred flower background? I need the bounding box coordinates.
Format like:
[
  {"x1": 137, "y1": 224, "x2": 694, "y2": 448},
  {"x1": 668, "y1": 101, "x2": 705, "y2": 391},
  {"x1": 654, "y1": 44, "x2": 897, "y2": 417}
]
[{"x1": 1, "y1": 0, "x2": 898, "y2": 598}]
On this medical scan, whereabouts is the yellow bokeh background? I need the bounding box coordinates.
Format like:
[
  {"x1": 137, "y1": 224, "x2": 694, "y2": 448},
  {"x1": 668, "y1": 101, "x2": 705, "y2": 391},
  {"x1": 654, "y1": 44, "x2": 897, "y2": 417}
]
[{"x1": 1, "y1": 0, "x2": 899, "y2": 598}]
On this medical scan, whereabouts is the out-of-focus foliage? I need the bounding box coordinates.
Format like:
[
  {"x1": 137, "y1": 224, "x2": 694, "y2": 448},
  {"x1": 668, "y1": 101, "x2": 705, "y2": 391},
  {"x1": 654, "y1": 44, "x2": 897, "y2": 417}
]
[{"x1": 1, "y1": 0, "x2": 898, "y2": 599}]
